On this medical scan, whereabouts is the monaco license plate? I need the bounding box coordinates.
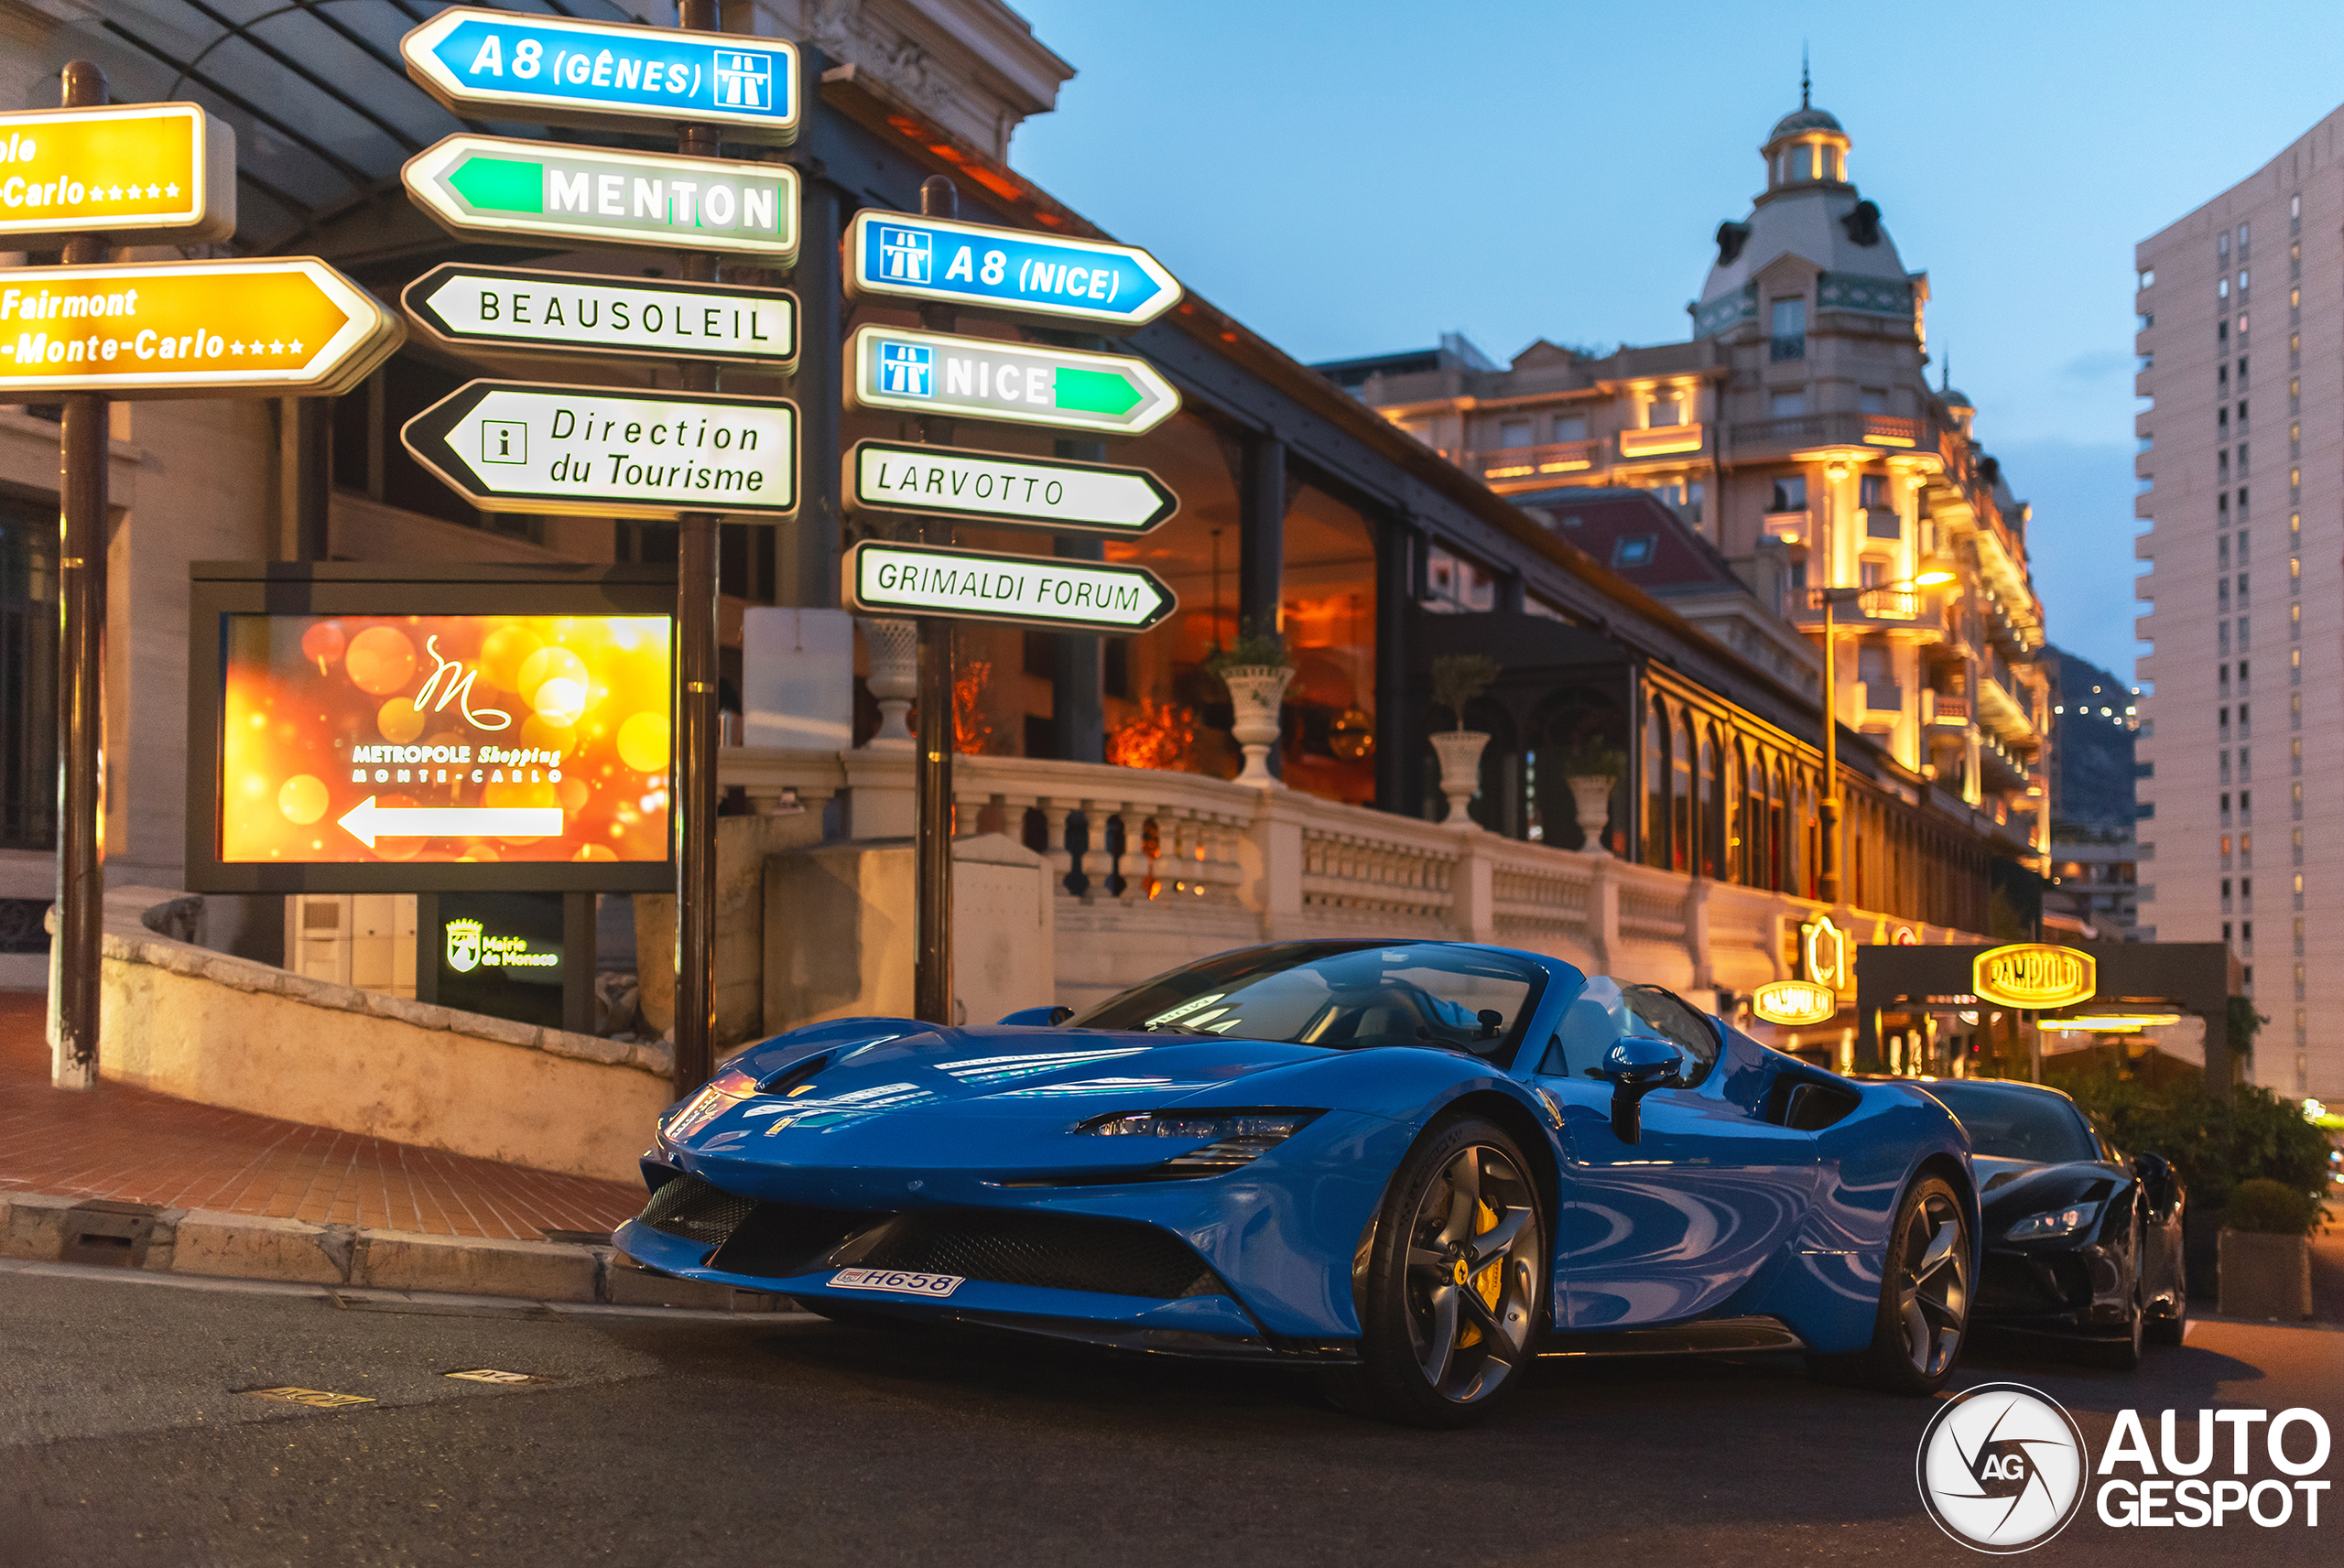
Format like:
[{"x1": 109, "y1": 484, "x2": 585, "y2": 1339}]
[{"x1": 829, "y1": 1267, "x2": 963, "y2": 1298}]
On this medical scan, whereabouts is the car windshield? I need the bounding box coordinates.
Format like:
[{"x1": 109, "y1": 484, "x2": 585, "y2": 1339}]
[
  {"x1": 1922, "y1": 1083, "x2": 2100, "y2": 1164},
  {"x1": 1067, "y1": 941, "x2": 1546, "y2": 1060}
]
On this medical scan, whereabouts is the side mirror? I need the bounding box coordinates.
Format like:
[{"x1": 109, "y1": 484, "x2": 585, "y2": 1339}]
[
  {"x1": 2132, "y1": 1152, "x2": 2176, "y2": 1216},
  {"x1": 996, "y1": 1005, "x2": 1074, "y2": 1027},
  {"x1": 1601, "y1": 1033, "x2": 1686, "y2": 1144}
]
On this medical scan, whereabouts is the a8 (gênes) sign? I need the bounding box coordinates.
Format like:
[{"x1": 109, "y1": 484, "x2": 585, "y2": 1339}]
[
  {"x1": 401, "y1": 6, "x2": 798, "y2": 142},
  {"x1": 843, "y1": 211, "x2": 1181, "y2": 330},
  {"x1": 401, "y1": 381, "x2": 797, "y2": 520},
  {"x1": 403, "y1": 135, "x2": 798, "y2": 262},
  {"x1": 0, "y1": 258, "x2": 400, "y2": 398},
  {"x1": 1972, "y1": 944, "x2": 2096, "y2": 1011},
  {"x1": 844, "y1": 440, "x2": 1176, "y2": 535},
  {"x1": 842, "y1": 541, "x2": 1176, "y2": 633},
  {"x1": 1751, "y1": 979, "x2": 1838, "y2": 1028},
  {"x1": 0, "y1": 103, "x2": 235, "y2": 241},
  {"x1": 846, "y1": 325, "x2": 1177, "y2": 437},
  {"x1": 401, "y1": 264, "x2": 797, "y2": 367}
]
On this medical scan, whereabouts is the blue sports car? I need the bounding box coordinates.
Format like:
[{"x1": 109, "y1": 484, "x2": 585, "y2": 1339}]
[{"x1": 617, "y1": 940, "x2": 1979, "y2": 1426}]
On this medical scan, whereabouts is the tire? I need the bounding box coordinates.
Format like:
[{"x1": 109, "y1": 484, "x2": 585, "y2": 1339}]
[
  {"x1": 2146, "y1": 1253, "x2": 2188, "y2": 1346},
  {"x1": 1323, "y1": 1116, "x2": 1547, "y2": 1429},
  {"x1": 1811, "y1": 1173, "x2": 1970, "y2": 1395}
]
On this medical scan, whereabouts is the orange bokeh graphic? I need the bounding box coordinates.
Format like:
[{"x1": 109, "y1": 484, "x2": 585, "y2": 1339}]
[{"x1": 221, "y1": 612, "x2": 672, "y2": 865}]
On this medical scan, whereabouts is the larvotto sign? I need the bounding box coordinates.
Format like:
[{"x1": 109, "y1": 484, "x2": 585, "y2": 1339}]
[
  {"x1": 1972, "y1": 944, "x2": 2096, "y2": 1010},
  {"x1": 843, "y1": 440, "x2": 1176, "y2": 535}
]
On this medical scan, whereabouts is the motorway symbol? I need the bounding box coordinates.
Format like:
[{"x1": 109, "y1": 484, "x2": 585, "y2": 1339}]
[
  {"x1": 337, "y1": 797, "x2": 564, "y2": 850},
  {"x1": 842, "y1": 540, "x2": 1177, "y2": 633},
  {"x1": 403, "y1": 135, "x2": 798, "y2": 263},
  {"x1": 401, "y1": 6, "x2": 798, "y2": 143},
  {"x1": 401, "y1": 264, "x2": 797, "y2": 367},
  {"x1": 0, "y1": 257, "x2": 400, "y2": 399},
  {"x1": 0, "y1": 103, "x2": 236, "y2": 241},
  {"x1": 844, "y1": 211, "x2": 1180, "y2": 331},
  {"x1": 401, "y1": 380, "x2": 798, "y2": 521},
  {"x1": 844, "y1": 440, "x2": 1176, "y2": 535},
  {"x1": 846, "y1": 326, "x2": 1178, "y2": 437}
]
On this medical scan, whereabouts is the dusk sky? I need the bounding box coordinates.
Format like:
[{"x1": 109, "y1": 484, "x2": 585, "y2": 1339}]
[{"x1": 1004, "y1": 0, "x2": 2344, "y2": 686}]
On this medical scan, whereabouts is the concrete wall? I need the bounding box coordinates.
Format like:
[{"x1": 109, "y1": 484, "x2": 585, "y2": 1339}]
[{"x1": 634, "y1": 810, "x2": 828, "y2": 1044}]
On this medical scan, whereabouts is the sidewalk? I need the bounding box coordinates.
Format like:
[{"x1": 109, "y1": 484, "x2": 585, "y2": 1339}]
[{"x1": 0, "y1": 990, "x2": 646, "y2": 1242}]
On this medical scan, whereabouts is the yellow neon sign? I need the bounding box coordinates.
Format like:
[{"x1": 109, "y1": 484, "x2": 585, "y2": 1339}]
[
  {"x1": 1752, "y1": 979, "x2": 1838, "y2": 1027},
  {"x1": 1972, "y1": 944, "x2": 2096, "y2": 1011}
]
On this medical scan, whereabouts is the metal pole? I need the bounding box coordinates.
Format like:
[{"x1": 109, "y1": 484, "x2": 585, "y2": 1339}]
[
  {"x1": 913, "y1": 174, "x2": 958, "y2": 1026},
  {"x1": 670, "y1": 0, "x2": 723, "y2": 1094},
  {"x1": 1818, "y1": 593, "x2": 1841, "y2": 907},
  {"x1": 50, "y1": 59, "x2": 109, "y2": 1091}
]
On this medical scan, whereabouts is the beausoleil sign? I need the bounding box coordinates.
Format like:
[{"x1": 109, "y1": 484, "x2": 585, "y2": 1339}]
[
  {"x1": 1751, "y1": 979, "x2": 1838, "y2": 1028},
  {"x1": 843, "y1": 440, "x2": 1177, "y2": 535},
  {"x1": 401, "y1": 264, "x2": 797, "y2": 367},
  {"x1": 1972, "y1": 944, "x2": 2097, "y2": 1011},
  {"x1": 846, "y1": 325, "x2": 1178, "y2": 437},
  {"x1": 842, "y1": 540, "x2": 1176, "y2": 633},
  {"x1": 403, "y1": 135, "x2": 799, "y2": 262},
  {"x1": 0, "y1": 258, "x2": 401, "y2": 398},
  {"x1": 843, "y1": 211, "x2": 1181, "y2": 331},
  {"x1": 0, "y1": 103, "x2": 236, "y2": 241},
  {"x1": 400, "y1": 6, "x2": 798, "y2": 142},
  {"x1": 401, "y1": 381, "x2": 798, "y2": 520}
]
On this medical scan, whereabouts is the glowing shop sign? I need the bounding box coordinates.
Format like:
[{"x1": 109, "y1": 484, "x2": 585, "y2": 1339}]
[
  {"x1": 442, "y1": 917, "x2": 560, "y2": 975},
  {"x1": 1800, "y1": 914, "x2": 1850, "y2": 990},
  {"x1": 0, "y1": 103, "x2": 235, "y2": 241},
  {"x1": 1751, "y1": 979, "x2": 1838, "y2": 1028},
  {"x1": 1972, "y1": 944, "x2": 2097, "y2": 1011}
]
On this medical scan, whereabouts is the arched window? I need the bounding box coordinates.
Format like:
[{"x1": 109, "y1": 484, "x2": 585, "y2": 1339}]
[
  {"x1": 1769, "y1": 760, "x2": 1789, "y2": 892},
  {"x1": 1644, "y1": 697, "x2": 1669, "y2": 868},
  {"x1": 1673, "y1": 709, "x2": 1697, "y2": 874}
]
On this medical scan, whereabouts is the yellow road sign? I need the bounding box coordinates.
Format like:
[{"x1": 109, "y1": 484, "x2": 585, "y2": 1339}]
[
  {"x1": 0, "y1": 257, "x2": 401, "y2": 398},
  {"x1": 0, "y1": 103, "x2": 235, "y2": 241}
]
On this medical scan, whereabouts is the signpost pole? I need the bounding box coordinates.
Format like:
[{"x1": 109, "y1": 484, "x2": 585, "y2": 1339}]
[
  {"x1": 51, "y1": 59, "x2": 109, "y2": 1091},
  {"x1": 913, "y1": 175, "x2": 958, "y2": 1027},
  {"x1": 671, "y1": 0, "x2": 723, "y2": 1096}
]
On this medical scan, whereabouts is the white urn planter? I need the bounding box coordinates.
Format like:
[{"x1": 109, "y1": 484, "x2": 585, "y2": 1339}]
[
  {"x1": 857, "y1": 616, "x2": 918, "y2": 751},
  {"x1": 1221, "y1": 665, "x2": 1293, "y2": 786},
  {"x1": 1567, "y1": 773, "x2": 1617, "y2": 855},
  {"x1": 1430, "y1": 730, "x2": 1490, "y2": 828}
]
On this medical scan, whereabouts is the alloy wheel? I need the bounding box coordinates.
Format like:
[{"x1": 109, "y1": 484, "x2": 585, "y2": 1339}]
[
  {"x1": 1400, "y1": 1143, "x2": 1540, "y2": 1402},
  {"x1": 1896, "y1": 1190, "x2": 1969, "y2": 1379}
]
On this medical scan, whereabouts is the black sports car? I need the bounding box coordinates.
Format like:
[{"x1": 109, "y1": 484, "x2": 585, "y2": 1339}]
[{"x1": 1914, "y1": 1077, "x2": 2186, "y2": 1368}]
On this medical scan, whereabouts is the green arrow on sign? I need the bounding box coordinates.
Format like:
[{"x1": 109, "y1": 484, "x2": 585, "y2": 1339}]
[
  {"x1": 1052, "y1": 366, "x2": 1142, "y2": 416},
  {"x1": 446, "y1": 156, "x2": 542, "y2": 214}
]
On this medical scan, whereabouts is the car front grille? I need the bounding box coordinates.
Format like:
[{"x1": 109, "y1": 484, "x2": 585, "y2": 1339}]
[
  {"x1": 851, "y1": 1209, "x2": 1223, "y2": 1300},
  {"x1": 635, "y1": 1173, "x2": 758, "y2": 1249}
]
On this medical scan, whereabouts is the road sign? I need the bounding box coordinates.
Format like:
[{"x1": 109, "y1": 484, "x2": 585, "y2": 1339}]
[
  {"x1": 401, "y1": 6, "x2": 798, "y2": 144},
  {"x1": 338, "y1": 797, "x2": 563, "y2": 849},
  {"x1": 846, "y1": 326, "x2": 1177, "y2": 438},
  {"x1": 403, "y1": 135, "x2": 798, "y2": 263},
  {"x1": 0, "y1": 103, "x2": 235, "y2": 241},
  {"x1": 842, "y1": 540, "x2": 1176, "y2": 633},
  {"x1": 844, "y1": 211, "x2": 1180, "y2": 331},
  {"x1": 401, "y1": 381, "x2": 798, "y2": 521},
  {"x1": 401, "y1": 264, "x2": 796, "y2": 367},
  {"x1": 0, "y1": 257, "x2": 400, "y2": 399},
  {"x1": 844, "y1": 440, "x2": 1176, "y2": 535}
]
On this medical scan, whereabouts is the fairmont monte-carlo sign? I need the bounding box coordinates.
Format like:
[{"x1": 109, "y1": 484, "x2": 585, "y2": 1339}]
[{"x1": 1971, "y1": 944, "x2": 2097, "y2": 1011}]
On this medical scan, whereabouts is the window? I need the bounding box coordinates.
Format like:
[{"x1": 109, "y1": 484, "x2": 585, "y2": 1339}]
[
  {"x1": 1859, "y1": 387, "x2": 1889, "y2": 414},
  {"x1": 1771, "y1": 475, "x2": 1807, "y2": 513},
  {"x1": 1769, "y1": 391, "x2": 1807, "y2": 417},
  {"x1": 1859, "y1": 473, "x2": 1890, "y2": 508},
  {"x1": 2219, "y1": 277, "x2": 2230, "y2": 299},
  {"x1": 1542, "y1": 978, "x2": 1718, "y2": 1081},
  {"x1": 2240, "y1": 269, "x2": 2250, "y2": 292},
  {"x1": 2219, "y1": 232, "x2": 2230, "y2": 259},
  {"x1": 1770, "y1": 299, "x2": 1806, "y2": 361},
  {"x1": 2139, "y1": 267, "x2": 2155, "y2": 288},
  {"x1": 2291, "y1": 195, "x2": 2301, "y2": 219},
  {"x1": 1552, "y1": 414, "x2": 1588, "y2": 442},
  {"x1": 1612, "y1": 535, "x2": 1656, "y2": 568},
  {"x1": 1497, "y1": 417, "x2": 1534, "y2": 449},
  {"x1": 1647, "y1": 395, "x2": 1682, "y2": 428},
  {"x1": 1422, "y1": 543, "x2": 1497, "y2": 613}
]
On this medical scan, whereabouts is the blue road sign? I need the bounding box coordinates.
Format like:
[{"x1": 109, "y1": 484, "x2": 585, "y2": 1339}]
[
  {"x1": 844, "y1": 211, "x2": 1182, "y2": 332},
  {"x1": 401, "y1": 6, "x2": 799, "y2": 144}
]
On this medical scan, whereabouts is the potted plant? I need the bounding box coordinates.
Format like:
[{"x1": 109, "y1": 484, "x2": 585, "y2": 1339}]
[
  {"x1": 1558, "y1": 738, "x2": 1626, "y2": 855},
  {"x1": 1428, "y1": 654, "x2": 1501, "y2": 828},
  {"x1": 1204, "y1": 621, "x2": 1293, "y2": 786},
  {"x1": 2216, "y1": 1177, "x2": 2323, "y2": 1319}
]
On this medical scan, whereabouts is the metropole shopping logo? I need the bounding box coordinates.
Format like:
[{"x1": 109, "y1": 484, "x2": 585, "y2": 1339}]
[{"x1": 1918, "y1": 1384, "x2": 2336, "y2": 1552}]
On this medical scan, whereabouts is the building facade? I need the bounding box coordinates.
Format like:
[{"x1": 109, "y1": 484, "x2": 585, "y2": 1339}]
[
  {"x1": 2133, "y1": 109, "x2": 2344, "y2": 1098},
  {"x1": 2044, "y1": 646, "x2": 2141, "y2": 941}
]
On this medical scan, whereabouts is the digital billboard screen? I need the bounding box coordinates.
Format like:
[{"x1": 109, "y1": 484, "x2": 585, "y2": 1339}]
[{"x1": 187, "y1": 565, "x2": 676, "y2": 893}]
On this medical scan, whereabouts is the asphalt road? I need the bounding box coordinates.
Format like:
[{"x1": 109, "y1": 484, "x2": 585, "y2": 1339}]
[{"x1": 0, "y1": 1262, "x2": 2336, "y2": 1568}]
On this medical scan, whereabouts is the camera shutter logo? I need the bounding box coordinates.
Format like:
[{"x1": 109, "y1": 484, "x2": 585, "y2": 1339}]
[
  {"x1": 444, "y1": 918, "x2": 483, "y2": 975},
  {"x1": 1916, "y1": 1383, "x2": 2089, "y2": 1553}
]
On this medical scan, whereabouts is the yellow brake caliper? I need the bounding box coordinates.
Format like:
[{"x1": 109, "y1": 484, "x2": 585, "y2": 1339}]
[{"x1": 1455, "y1": 1199, "x2": 1504, "y2": 1347}]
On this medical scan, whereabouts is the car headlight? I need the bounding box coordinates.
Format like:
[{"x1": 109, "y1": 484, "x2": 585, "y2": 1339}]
[
  {"x1": 2006, "y1": 1199, "x2": 2102, "y2": 1240},
  {"x1": 1077, "y1": 1108, "x2": 1321, "y2": 1170}
]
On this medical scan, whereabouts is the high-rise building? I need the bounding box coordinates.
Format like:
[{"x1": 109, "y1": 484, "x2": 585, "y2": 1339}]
[{"x1": 2133, "y1": 114, "x2": 2339, "y2": 1098}]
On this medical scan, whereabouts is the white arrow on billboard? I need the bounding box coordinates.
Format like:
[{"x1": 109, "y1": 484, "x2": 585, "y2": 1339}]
[{"x1": 338, "y1": 796, "x2": 564, "y2": 849}]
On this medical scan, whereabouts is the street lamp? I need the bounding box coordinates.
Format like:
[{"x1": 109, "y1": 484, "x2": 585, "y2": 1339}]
[{"x1": 1813, "y1": 560, "x2": 1955, "y2": 905}]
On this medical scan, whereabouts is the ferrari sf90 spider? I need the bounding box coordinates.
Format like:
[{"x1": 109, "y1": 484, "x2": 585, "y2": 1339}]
[{"x1": 617, "y1": 941, "x2": 1977, "y2": 1425}]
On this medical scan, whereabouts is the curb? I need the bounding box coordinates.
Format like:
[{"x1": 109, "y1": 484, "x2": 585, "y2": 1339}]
[{"x1": 0, "y1": 1189, "x2": 786, "y2": 1314}]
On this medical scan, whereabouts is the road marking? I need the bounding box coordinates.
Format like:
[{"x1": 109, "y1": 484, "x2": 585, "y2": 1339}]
[
  {"x1": 445, "y1": 1368, "x2": 537, "y2": 1383},
  {"x1": 244, "y1": 1386, "x2": 374, "y2": 1409}
]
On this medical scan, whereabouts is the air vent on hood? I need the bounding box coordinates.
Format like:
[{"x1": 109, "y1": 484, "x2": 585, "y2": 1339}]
[{"x1": 757, "y1": 1053, "x2": 831, "y2": 1096}]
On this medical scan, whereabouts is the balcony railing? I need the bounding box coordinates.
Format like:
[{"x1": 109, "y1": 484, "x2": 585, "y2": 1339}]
[
  {"x1": 1617, "y1": 422, "x2": 1706, "y2": 460},
  {"x1": 1802, "y1": 586, "x2": 1918, "y2": 621},
  {"x1": 1925, "y1": 692, "x2": 1970, "y2": 727},
  {"x1": 1470, "y1": 438, "x2": 1604, "y2": 483},
  {"x1": 1730, "y1": 412, "x2": 1930, "y2": 455},
  {"x1": 1761, "y1": 509, "x2": 1808, "y2": 544}
]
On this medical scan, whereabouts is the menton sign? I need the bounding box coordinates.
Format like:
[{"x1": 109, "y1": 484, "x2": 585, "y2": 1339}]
[{"x1": 1972, "y1": 944, "x2": 2097, "y2": 1011}]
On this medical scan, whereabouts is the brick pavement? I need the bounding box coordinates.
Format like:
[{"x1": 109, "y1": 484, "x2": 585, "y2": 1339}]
[{"x1": 0, "y1": 990, "x2": 645, "y2": 1239}]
